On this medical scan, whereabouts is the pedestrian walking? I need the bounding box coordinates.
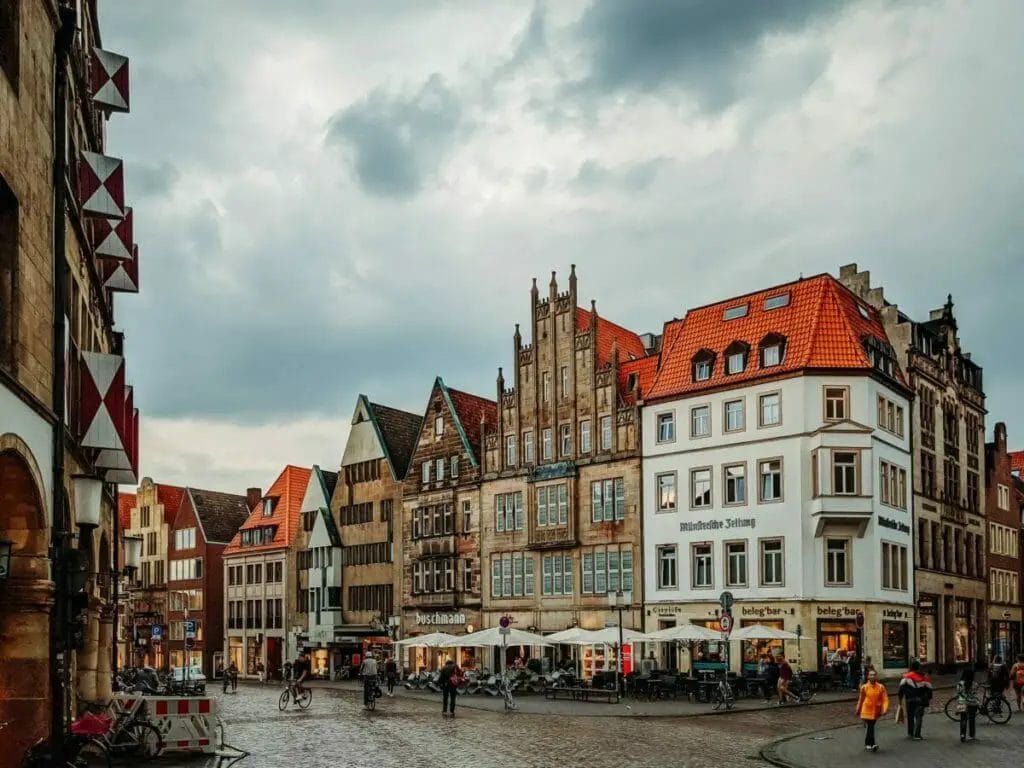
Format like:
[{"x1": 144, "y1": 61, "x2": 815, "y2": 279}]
[
  {"x1": 385, "y1": 655, "x2": 398, "y2": 697},
  {"x1": 359, "y1": 652, "x2": 379, "y2": 708},
  {"x1": 955, "y1": 665, "x2": 980, "y2": 743},
  {"x1": 861, "y1": 656, "x2": 876, "y2": 685},
  {"x1": 777, "y1": 656, "x2": 795, "y2": 705},
  {"x1": 227, "y1": 660, "x2": 239, "y2": 693},
  {"x1": 440, "y1": 658, "x2": 462, "y2": 717},
  {"x1": 764, "y1": 655, "x2": 780, "y2": 704},
  {"x1": 1009, "y1": 655, "x2": 1024, "y2": 711},
  {"x1": 897, "y1": 660, "x2": 933, "y2": 740},
  {"x1": 256, "y1": 660, "x2": 265, "y2": 685},
  {"x1": 856, "y1": 669, "x2": 889, "y2": 752}
]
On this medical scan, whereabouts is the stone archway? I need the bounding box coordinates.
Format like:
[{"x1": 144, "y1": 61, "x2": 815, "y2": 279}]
[{"x1": 0, "y1": 446, "x2": 54, "y2": 760}]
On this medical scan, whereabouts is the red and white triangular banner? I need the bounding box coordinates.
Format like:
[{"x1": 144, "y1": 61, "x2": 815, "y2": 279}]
[
  {"x1": 92, "y1": 207, "x2": 133, "y2": 261},
  {"x1": 79, "y1": 351, "x2": 126, "y2": 450},
  {"x1": 106, "y1": 407, "x2": 139, "y2": 485},
  {"x1": 79, "y1": 151, "x2": 125, "y2": 219},
  {"x1": 91, "y1": 48, "x2": 130, "y2": 113},
  {"x1": 100, "y1": 244, "x2": 139, "y2": 293},
  {"x1": 96, "y1": 385, "x2": 133, "y2": 470}
]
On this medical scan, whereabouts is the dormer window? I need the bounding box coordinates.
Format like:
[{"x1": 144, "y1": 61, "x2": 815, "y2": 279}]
[
  {"x1": 764, "y1": 293, "x2": 790, "y2": 311},
  {"x1": 863, "y1": 336, "x2": 896, "y2": 378},
  {"x1": 760, "y1": 333, "x2": 786, "y2": 368},
  {"x1": 262, "y1": 498, "x2": 275, "y2": 518},
  {"x1": 724, "y1": 342, "x2": 749, "y2": 375},
  {"x1": 724, "y1": 304, "x2": 749, "y2": 321},
  {"x1": 691, "y1": 350, "x2": 715, "y2": 382},
  {"x1": 857, "y1": 304, "x2": 870, "y2": 320}
]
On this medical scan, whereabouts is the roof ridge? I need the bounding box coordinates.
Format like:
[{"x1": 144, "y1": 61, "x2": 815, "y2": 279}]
[{"x1": 799, "y1": 279, "x2": 832, "y2": 367}]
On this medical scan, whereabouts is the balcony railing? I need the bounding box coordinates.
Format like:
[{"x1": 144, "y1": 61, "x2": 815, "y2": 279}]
[{"x1": 528, "y1": 525, "x2": 578, "y2": 550}]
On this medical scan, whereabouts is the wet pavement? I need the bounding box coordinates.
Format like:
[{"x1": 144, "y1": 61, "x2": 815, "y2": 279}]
[{"x1": 159, "y1": 682, "x2": 866, "y2": 768}]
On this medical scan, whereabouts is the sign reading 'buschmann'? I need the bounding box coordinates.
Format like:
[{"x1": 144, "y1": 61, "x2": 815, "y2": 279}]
[
  {"x1": 679, "y1": 518, "x2": 756, "y2": 533},
  {"x1": 416, "y1": 612, "x2": 466, "y2": 626}
]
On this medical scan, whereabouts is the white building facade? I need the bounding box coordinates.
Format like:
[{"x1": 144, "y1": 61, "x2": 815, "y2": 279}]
[{"x1": 642, "y1": 276, "x2": 916, "y2": 678}]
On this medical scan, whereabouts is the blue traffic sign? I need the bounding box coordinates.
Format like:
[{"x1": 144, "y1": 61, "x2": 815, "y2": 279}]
[
  {"x1": 150, "y1": 625, "x2": 163, "y2": 639},
  {"x1": 184, "y1": 619, "x2": 197, "y2": 634}
]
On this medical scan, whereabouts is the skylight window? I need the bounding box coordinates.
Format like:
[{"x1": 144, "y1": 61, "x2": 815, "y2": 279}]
[
  {"x1": 724, "y1": 304, "x2": 749, "y2": 321},
  {"x1": 764, "y1": 293, "x2": 790, "y2": 311},
  {"x1": 858, "y1": 304, "x2": 870, "y2": 320}
]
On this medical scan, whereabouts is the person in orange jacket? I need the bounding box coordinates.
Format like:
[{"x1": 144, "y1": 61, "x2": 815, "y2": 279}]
[{"x1": 856, "y1": 669, "x2": 890, "y2": 752}]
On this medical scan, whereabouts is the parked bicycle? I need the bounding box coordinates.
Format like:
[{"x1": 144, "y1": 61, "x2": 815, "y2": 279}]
[
  {"x1": 712, "y1": 677, "x2": 736, "y2": 710},
  {"x1": 497, "y1": 673, "x2": 518, "y2": 711},
  {"x1": 944, "y1": 684, "x2": 1012, "y2": 724},
  {"x1": 278, "y1": 680, "x2": 312, "y2": 711}
]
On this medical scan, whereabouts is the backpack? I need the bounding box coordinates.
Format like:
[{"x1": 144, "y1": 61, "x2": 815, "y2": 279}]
[{"x1": 1015, "y1": 665, "x2": 1024, "y2": 687}]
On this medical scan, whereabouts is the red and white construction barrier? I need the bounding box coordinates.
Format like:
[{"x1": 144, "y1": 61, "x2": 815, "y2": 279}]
[{"x1": 147, "y1": 696, "x2": 217, "y2": 754}]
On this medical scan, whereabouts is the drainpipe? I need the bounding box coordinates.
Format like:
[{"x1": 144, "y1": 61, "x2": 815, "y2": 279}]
[{"x1": 50, "y1": 2, "x2": 77, "y2": 752}]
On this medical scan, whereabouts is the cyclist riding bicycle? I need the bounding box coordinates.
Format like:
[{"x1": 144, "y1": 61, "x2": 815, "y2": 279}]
[
  {"x1": 360, "y1": 652, "x2": 380, "y2": 707},
  {"x1": 291, "y1": 653, "x2": 310, "y2": 704}
]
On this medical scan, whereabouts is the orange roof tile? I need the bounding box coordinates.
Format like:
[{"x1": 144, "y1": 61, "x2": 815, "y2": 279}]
[
  {"x1": 447, "y1": 385, "x2": 498, "y2": 462},
  {"x1": 576, "y1": 307, "x2": 647, "y2": 365},
  {"x1": 648, "y1": 274, "x2": 903, "y2": 401},
  {"x1": 223, "y1": 465, "x2": 312, "y2": 556},
  {"x1": 118, "y1": 493, "x2": 136, "y2": 531},
  {"x1": 157, "y1": 484, "x2": 186, "y2": 525},
  {"x1": 619, "y1": 354, "x2": 659, "y2": 405},
  {"x1": 1010, "y1": 451, "x2": 1024, "y2": 476}
]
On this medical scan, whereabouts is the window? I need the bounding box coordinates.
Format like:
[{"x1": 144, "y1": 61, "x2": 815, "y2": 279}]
[
  {"x1": 857, "y1": 304, "x2": 870, "y2": 319},
  {"x1": 495, "y1": 492, "x2": 524, "y2": 532},
  {"x1": 657, "y1": 545, "x2": 677, "y2": 589},
  {"x1": 506, "y1": 435, "x2": 517, "y2": 466},
  {"x1": 435, "y1": 457, "x2": 445, "y2": 482},
  {"x1": 692, "y1": 544, "x2": 713, "y2": 588},
  {"x1": 998, "y1": 484, "x2": 1010, "y2": 511},
  {"x1": 450, "y1": 455, "x2": 459, "y2": 479},
  {"x1": 725, "y1": 542, "x2": 747, "y2": 587},
  {"x1": 560, "y1": 424, "x2": 572, "y2": 456},
  {"x1": 541, "y1": 554, "x2": 573, "y2": 596},
  {"x1": 421, "y1": 461, "x2": 430, "y2": 484},
  {"x1": 726, "y1": 351, "x2": 746, "y2": 375},
  {"x1": 761, "y1": 344, "x2": 781, "y2": 367},
  {"x1": 542, "y1": 371, "x2": 551, "y2": 403},
  {"x1": 464, "y1": 558, "x2": 474, "y2": 591},
  {"x1": 657, "y1": 412, "x2": 675, "y2": 443},
  {"x1": 724, "y1": 399, "x2": 745, "y2": 432},
  {"x1": 542, "y1": 428, "x2": 553, "y2": 461},
  {"x1": 724, "y1": 464, "x2": 746, "y2": 505},
  {"x1": 760, "y1": 539, "x2": 784, "y2": 586},
  {"x1": 824, "y1": 386, "x2": 849, "y2": 421},
  {"x1": 537, "y1": 485, "x2": 567, "y2": 527},
  {"x1": 435, "y1": 415, "x2": 444, "y2": 435},
  {"x1": 724, "y1": 304, "x2": 748, "y2": 320},
  {"x1": 579, "y1": 420, "x2": 591, "y2": 454},
  {"x1": 759, "y1": 393, "x2": 781, "y2": 426},
  {"x1": 880, "y1": 461, "x2": 908, "y2": 509},
  {"x1": 825, "y1": 538, "x2": 851, "y2": 586},
  {"x1": 174, "y1": 527, "x2": 197, "y2": 551},
  {"x1": 691, "y1": 468, "x2": 712, "y2": 508},
  {"x1": 591, "y1": 478, "x2": 625, "y2": 522},
  {"x1": 759, "y1": 459, "x2": 782, "y2": 502},
  {"x1": 463, "y1": 500, "x2": 472, "y2": 532},
  {"x1": 560, "y1": 366, "x2": 569, "y2": 399},
  {"x1": 881, "y1": 542, "x2": 908, "y2": 591},
  {"x1": 600, "y1": 416, "x2": 613, "y2": 451},
  {"x1": 656, "y1": 473, "x2": 677, "y2": 511},
  {"x1": 764, "y1": 293, "x2": 790, "y2": 310},
  {"x1": 693, "y1": 359, "x2": 712, "y2": 382},
  {"x1": 832, "y1": 451, "x2": 858, "y2": 495},
  {"x1": 580, "y1": 545, "x2": 632, "y2": 594},
  {"x1": 523, "y1": 431, "x2": 534, "y2": 463},
  {"x1": 877, "y1": 395, "x2": 905, "y2": 437},
  {"x1": 921, "y1": 451, "x2": 936, "y2": 497},
  {"x1": 691, "y1": 405, "x2": 710, "y2": 437}
]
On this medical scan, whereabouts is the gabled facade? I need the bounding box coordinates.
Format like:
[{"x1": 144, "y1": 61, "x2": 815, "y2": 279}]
[
  {"x1": 287, "y1": 465, "x2": 338, "y2": 665},
  {"x1": 985, "y1": 424, "x2": 1021, "y2": 659},
  {"x1": 222, "y1": 465, "x2": 311, "y2": 679},
  {"x1": 166, "y1": 487, "x2": 249, "y2": 675},
  {"x1": 643, "y1": 274, "x2": 915, "y2": 677},
  {"x1": 841, "y1": 265, "x2": 987, "y2": 667},
  {"x1": 479, "y1": 266, "x2": 655, "y2": 677},
  {"x1": 313, "y1": 396, "x2": 421, "y2": 676},
  {"x1": 400, "y1": 378, "x2": 496, "y2": 668}
]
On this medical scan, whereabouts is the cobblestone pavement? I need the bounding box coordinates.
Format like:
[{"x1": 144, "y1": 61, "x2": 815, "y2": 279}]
[
  {"x1": 159, "y1": 684, "x2": 865, "y2": 768},
  {"x1": 765, "y1": 708, "x2": 1024, "y2": 767}
]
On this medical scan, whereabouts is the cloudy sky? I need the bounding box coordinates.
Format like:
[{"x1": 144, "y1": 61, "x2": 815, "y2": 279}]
[{"x1": 102, "y1": 0, "x2": 1024, "y2": 493}]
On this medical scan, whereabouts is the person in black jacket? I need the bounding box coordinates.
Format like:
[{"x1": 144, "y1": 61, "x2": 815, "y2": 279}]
[
  {"x1": 898, "y1": 660, "x2": 933, "y2": 740},
  {"x1": 384, "y1": 655, "x2": 399, "y2": 697},
  {"x1": 763, "y1": 655, "x2": 780, "y2": 704},
  {"x1": 440, "y1": 659, "x2": 462, "y2": 717}
]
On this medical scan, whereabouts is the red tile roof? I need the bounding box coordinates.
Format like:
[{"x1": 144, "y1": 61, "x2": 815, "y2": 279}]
[
  {"x1": 156, "y1": 484, "x2": 186, "y2": 525},
  {"x1": 576, "y1": 307, "x2": 647, "y2": 365},
  {"x1": 118, "y1": 492, "x2": 136, "y2": 530},
  {"x1": 447, "y1": 385, "x2": 498, "y2": 462},
  {"x1": 619, "y1": 354, "x2": 659, "y2": 405},
  {"x1": 648, "y1": 274, "x2": 902, "y2": 401},
  {"x1": 223, "y1": 465, "x2": 312, "y2": 556},
  {"x1": 1010, "y1": 451, "x2": 1024, "y2": 476}
]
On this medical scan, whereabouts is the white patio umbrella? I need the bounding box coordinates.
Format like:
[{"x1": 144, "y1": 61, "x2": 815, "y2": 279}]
[
  {"x1": 728, "y1": 625, "x2": 801, "y2": 641},
  {"x1": 556, "y1": 627, "x2": 654, "y2": 645},
  {"x1": 545, "y1": 627, "x2": 593, "y2": 643},
  {"x1": 447, "y1": 626, "x2": 552, "y2": 647},
  {"x1": 392, "y1": 632, "x2": 458, "y2": 648},
  {"x1": 644, "y1": 624, "x2": 722, "y2": 643}
]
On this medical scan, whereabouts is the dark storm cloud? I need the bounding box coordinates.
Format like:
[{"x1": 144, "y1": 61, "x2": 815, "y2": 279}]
[
  {"x1": 326, "y1": 75, "x2": 463, "y2": 198},
  {"x1": 574, "y1": 0, "x2": 850, "y2": 111}
]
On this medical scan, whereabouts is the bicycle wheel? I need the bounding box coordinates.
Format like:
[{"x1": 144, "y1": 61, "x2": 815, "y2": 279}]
[
  {"x1": 943, "y1": 696, "x2": 960, "y2": 721},
  {"x1": 297, "y1": 688, "x2": 312, "y2": 710},
  {"x1": 366, "y1": 691, "x2": 376, "y2": 711},
  {"x1": 278, "y1": 689, "x2": 290, "y2": 711},
  {"x1": 985, "y1": 697, "x2": 1012, "y2": 724},
  {"x1": 126, "y1": 722, "x2": 163, "y2": 761},
  {"x1": 712, "y1": 689, "x2": 724, "y2": 711},
  {"x1": 77, "y1": 738, "x2": 112, "y2": 768}
]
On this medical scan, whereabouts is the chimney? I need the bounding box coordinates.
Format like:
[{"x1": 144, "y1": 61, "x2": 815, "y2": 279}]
[{"x1": 246, "y1": 487, "x2": 262, "y2": 512}]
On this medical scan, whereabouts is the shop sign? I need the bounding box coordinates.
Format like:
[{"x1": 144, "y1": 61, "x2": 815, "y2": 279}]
[
  {"x1": 739, "y1": 605, "x2": 794, "y2": 618},
  {"x1": 652, "y1": 606, "x2": 682, "y2": 616},
  {"x1": 917, "y1": 597, "x2": 936, "y2": 616},
  {"x1": 416, "y1": 612, "x2": 467, "y2": 627},
  {"x1": 679, "y1": 517, "x2": 756, "y2": 533},
  {"x1": 816, "y1": 606, "x2": 862, "y2": 619},
  {"x1": 877, "y1": 516, "x2": 911, "y2": 534},
  {"x1": 882, "y1": 608, "x2": 910, "y2": 620}
]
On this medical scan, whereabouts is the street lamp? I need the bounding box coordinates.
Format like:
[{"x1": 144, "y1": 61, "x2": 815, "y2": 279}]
[
  {"x1": 123, "y1": 535, "x2": 143, "y2": 574},
  {"x1": 607, "y1": 589, "x2": 632, "y2": 700},
  {"x1": 0, "y1": 540, "x2": 12, "y2": 581},
  {"x1": 72, "y1": 475, "x2": 104, "y2": 530}
]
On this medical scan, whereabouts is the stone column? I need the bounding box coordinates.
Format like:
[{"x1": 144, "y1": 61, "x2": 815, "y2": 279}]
[
  {"x1": 75, "y1": 604, "x2": 101, "y2": 706},
  {"x1": 96, "y1": 617, "x2": 113, "y2": 700}
]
